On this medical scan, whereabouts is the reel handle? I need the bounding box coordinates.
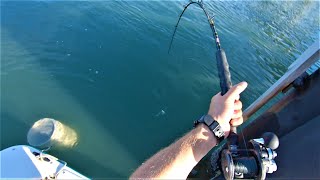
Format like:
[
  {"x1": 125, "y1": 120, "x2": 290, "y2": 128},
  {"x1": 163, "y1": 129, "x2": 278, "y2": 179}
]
[{"x1": 262, "y1": 132, "x2": 279, "y2": 150}]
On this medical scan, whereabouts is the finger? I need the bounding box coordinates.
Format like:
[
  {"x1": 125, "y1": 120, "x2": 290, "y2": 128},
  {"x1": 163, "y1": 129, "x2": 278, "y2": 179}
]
[
  {"x1": 211, "y1": 93, "x2": 221, "y2": 101},
  {"x1": 225, "y1": 82, "x2": 248, "y2": 100},
  {"x1": 235, "y1": 94, "x2": 240, "y2": 101},
  {"x1": 230, "y1": 117, "x2": 243, "y2": 126},
  {"x1": 232, "y1": 110, "x2": 242, "y2": 119},
  {"x1": 234, "y1": 100, "x2": 242, "y2": 110}
]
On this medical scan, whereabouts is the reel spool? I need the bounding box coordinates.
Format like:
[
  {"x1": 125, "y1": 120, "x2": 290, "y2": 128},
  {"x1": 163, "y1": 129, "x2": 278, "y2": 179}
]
[{"x1": 221, "y1": 132, "x2": 279, "y2": 180}]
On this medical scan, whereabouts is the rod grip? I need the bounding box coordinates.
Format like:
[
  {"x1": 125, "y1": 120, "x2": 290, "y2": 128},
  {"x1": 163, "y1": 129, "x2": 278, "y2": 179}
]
[
  {"x1": 216, "y1": 49, "x2": 238, "y2": 135},
  {"x1": 216, "y1": 49, "x2": 232, "y2": 95}
]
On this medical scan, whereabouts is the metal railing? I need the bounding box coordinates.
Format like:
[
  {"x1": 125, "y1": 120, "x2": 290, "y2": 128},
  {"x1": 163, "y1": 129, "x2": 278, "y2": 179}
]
[{"x1": 243, "y1": 41, "x2": 320, "y2": 121}]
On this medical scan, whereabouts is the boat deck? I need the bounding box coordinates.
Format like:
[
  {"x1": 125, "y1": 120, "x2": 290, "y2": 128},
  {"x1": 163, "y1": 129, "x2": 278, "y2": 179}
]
[{"x1": 242, "y1": 69, "x2": 320, "y2": 179}]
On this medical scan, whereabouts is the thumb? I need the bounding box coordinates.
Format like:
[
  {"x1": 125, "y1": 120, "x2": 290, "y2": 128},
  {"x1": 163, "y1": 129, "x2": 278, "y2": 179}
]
[{"x1": 225, "y1": 81, "x2": 248, "y2": 100}]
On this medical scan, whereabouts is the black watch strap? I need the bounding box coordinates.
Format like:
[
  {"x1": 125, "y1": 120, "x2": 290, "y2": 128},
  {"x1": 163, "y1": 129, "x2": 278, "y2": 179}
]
[{"x1": 194, "y1": 114, "x2": 225, "y2": 142}]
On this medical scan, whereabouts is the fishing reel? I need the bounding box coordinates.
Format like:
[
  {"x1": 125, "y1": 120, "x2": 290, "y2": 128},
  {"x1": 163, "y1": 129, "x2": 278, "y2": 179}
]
[{"x1": 221, "y1": 132, "x2": 279, "y2": 180}]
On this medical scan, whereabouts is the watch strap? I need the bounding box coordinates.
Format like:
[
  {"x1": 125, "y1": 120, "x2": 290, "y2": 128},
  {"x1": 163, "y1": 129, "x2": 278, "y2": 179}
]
[{"x1": 194, "y1": 115, "x2": 225, "y2": 141}]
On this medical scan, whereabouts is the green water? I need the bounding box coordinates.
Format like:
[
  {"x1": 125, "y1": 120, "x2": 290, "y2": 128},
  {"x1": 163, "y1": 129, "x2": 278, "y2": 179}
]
[{"x1": 1, "y1": 1, "x2": 319, "y2": 178}]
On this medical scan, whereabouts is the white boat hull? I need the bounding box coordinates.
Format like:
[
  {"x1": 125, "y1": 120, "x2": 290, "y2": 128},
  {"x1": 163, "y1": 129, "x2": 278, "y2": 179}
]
[{"x1": 0, "y1": 145, "x2": 89, "y2": 179}]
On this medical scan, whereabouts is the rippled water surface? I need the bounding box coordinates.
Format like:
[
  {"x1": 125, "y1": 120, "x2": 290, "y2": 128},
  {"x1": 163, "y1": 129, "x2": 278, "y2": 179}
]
[{"x1": 1, "y1": 1, "x2": 319, "y2": 178}]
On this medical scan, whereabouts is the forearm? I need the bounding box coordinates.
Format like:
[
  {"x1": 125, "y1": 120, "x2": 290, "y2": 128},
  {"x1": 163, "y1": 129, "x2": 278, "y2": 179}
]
[{"x1": 130, "y1": 124, "x2": 218, "y2": 179}]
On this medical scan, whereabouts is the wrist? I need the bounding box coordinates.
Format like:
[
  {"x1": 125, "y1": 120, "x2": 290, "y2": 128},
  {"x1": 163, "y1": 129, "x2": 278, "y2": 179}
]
[
  {"x1": 194, "y1": 124, "x2": 218, "y2": 148},
  {"x1": 207, "y1": 113, "x2": 230, "y2": 138}
]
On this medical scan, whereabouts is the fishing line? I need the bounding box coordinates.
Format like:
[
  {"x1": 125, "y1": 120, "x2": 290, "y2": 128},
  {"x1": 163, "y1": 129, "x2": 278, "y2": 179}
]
[
  {"x1": 168, "y1": 0, "x2": 222, "y2": 54},
  {"x1": 241, "y1": 130, "x2": 250, "y2": 157},
  {"x1": 168, "y1": 0, "x2": 232, "y2": 95}
]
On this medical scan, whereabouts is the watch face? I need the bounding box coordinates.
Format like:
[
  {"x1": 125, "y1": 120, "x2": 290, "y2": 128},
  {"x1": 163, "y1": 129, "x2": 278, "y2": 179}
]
[{"x1": 204, "y1": 115, "x2": 214, "y2": 126}]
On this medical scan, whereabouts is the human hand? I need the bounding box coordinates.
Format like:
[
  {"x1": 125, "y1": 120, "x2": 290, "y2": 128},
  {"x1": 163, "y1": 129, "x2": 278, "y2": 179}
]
[{"x1": 208, "y1": 82, "x2": 248, "y2": 137}]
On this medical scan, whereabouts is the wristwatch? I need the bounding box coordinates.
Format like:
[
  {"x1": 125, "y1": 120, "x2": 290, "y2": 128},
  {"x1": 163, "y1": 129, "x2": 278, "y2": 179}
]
[{"x1": 194, "y1": 114, "x2": 225, "y2": 142}]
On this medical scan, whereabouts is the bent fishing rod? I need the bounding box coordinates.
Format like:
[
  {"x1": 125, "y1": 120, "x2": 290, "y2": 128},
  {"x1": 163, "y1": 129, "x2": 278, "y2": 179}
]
[
  {"x1": 168, "y1": 1, "x2": 279, "y2": 180},
  {"x1": 168, "y1": 0, "x2": 235, "y2": 132}
]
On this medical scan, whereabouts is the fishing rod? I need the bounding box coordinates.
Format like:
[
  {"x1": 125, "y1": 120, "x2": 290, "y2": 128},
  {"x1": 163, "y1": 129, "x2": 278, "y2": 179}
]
[
  {"x1": 168, "y1": 0, "x2": 238, "y2": 145},
  {"x1": 168, "y1": 1, "x2": 279, "y2": 180},
  {"x1": 168, "y1": 0, "x2": 236, "y2": 144},
  {"x1": 168, "y1": 1, "x2": 232, "y2": 95}
]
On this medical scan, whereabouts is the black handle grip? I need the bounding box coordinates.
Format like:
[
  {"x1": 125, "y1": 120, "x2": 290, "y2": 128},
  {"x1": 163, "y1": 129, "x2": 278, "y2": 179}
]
[
  {"x1": 262, "y1": 132, "x2": 279, "y2": 150},
  {"x1": 216, "y1": 49, "x2": 238, "y2": 135},
  {"x1": 216, "y1": 49, "x2": 232, "y2": 95}
]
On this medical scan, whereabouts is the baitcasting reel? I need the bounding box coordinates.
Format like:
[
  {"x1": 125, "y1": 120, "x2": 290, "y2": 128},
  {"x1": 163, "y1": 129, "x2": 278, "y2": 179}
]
[{"x1": 221, "y1": 132, "x2": 279, "y2": 180}]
